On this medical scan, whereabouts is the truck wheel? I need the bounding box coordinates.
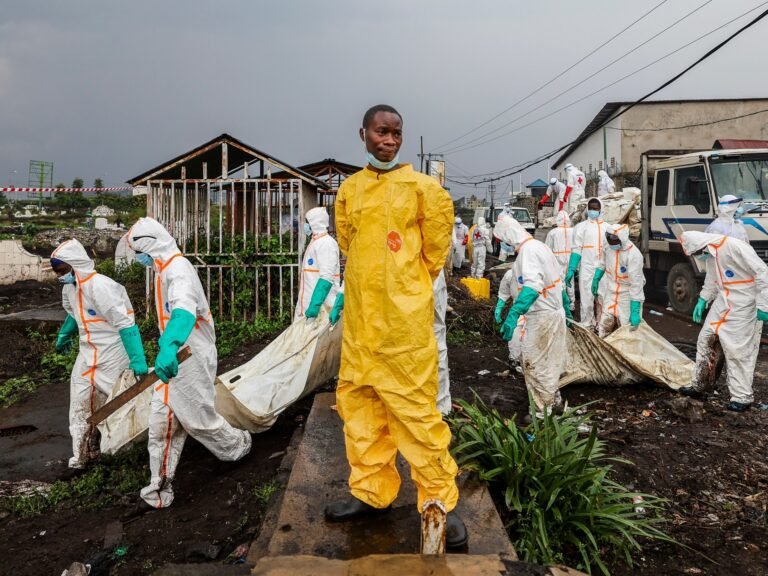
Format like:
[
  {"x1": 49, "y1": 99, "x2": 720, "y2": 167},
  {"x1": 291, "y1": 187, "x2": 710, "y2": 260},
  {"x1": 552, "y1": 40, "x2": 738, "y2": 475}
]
[{"x1": 666, "y1": 262, "x2": 697, "y2": 315}]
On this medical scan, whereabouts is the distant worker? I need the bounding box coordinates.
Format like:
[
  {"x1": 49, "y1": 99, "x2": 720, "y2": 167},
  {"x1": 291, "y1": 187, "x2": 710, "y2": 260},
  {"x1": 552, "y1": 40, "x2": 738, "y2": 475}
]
[
  {"x1": 597, "y1": 170, "x2": 616, "y2": 197},
  {"x1": 705, "y1": 195, "x2": 749, "y2": 244},
  {"x1": 295, "y1": 206, "x2": 340, "y2": 321},
  {"x1": 326, "y1": 104, "x2": 466, "y2": 548},
  {"x1": 591, "y1": 224, "x2": 645, "y2": 337},
  {"x1": 471, "y1": 216, "x2": 492, "y2": 278},
  {"x1": 495, "y1": 265, "x2": 524, "y2": 368},
  {"x1": 564, "y1": 163, "x2": 587, "y2": 212},
  {"x1": 545, "y1": 211, "x2": 575, "y2": 311},
  {"x1": 128, "y1": 218, "x2": 251, "y2": 508},
  {"x1": 538, "y1": 178, "x2": 567, "y2": 212},
  {"x1": 679, "y1": 231, "x2": 768, "y2": 412},
  {"x1": 452, "y1": 217, "x2": 469, "y2": 270},
  {"x1": 433, "y1": 270, "x2": 451, "y2": 414},
  {"x1": 50, "y1": 238, "x2": 148, "y2": 469},
  {"x1": 566, "y1": 198, "x2": 605, "y2": 330},
  {"x1": 494, "y1": 217, "x2": 570, "y2": 413}
]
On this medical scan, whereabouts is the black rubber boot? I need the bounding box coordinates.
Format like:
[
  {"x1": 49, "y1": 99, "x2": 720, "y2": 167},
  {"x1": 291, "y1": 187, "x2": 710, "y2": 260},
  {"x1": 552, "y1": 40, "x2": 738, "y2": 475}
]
[
  {"x1": 446, "y1": 511, "x2": 468, "y2": 549},
  {"x1": 679, "y1": 386, "x2": 703, "y2": 398},
  {"x1": 727, "y1": 401, "x2": 751, "y2": 412},
  {"x1": 324, "y1": 497, "x2": 390, "y2": 522}
]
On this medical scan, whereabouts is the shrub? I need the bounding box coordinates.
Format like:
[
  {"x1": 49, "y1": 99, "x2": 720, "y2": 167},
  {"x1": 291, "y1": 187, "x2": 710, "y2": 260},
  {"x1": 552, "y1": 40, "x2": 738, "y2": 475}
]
[{"x1": 450, "y1": 394, "x2": 676, "y2": 575}]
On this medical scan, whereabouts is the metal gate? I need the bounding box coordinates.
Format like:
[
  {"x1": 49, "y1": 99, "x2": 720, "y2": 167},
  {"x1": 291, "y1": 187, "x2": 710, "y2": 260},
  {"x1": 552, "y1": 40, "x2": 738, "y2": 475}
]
[{"x1": 147, "y1": 176, "x2": 304, "y2": 321}]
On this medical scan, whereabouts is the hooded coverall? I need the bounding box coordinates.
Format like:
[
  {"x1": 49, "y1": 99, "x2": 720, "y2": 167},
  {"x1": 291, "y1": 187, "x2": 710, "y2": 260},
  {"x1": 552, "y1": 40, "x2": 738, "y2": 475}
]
[
  {"x1": 471, "y1": 218, "x2": 493, "y2": 279},
  {"x1": 545, "y1": 211, "x2": 575, "y2": 309},
  {"x1": 451, "y1": 221, "x2": 469, "y2": 269},
  {"x1": 595, "y1": 224, "x2": 645, "y2": 337},
  {"x1": 705, "y1": 195, "x2": 749, "y2": 244},
  {"x1": 335, "y1": 164, "x2": 459, "y2": 512},
  {"x1": 539, "y1": 181, "x2": 567, "y2": 211},
  {"x1": 570, "y1": 198, "x2": 605, "y2": 329},
  {"x1": 565, "y1": 166, "x2": 587, "y2": 212},
  {"x1": 433, "y1": 270, "x2": 451, "y2": 415},
  {"x1": 52, "y1": 239, "x2": 138, "y2": 468},
  {"x1": 127, "y1": 218, "x2": 251, "y2": 508},
  {"x1": 295, "y1": 207, "x2": 340, "y2": 320},
  {"x1": 494, "y1": 217, "x2": 567, "y2": 410},
  {"x1": 597, "y1": 170, "x2": 616, "y2": 197},
  {"x1": 681, "y1": 231, "x2": 768, "y2": 404}
]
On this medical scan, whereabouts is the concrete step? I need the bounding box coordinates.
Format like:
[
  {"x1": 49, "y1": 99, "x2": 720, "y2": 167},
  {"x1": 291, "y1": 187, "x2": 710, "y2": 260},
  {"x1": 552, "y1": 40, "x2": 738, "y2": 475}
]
[{"x1": 259, "y1": 392, "x2": 516, "y2": 561}]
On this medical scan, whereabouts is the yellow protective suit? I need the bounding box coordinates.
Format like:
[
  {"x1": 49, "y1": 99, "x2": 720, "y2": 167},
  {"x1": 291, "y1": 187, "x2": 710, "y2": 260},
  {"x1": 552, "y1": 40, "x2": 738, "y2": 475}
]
[{"x1": 335, "y1": 163, "x2": 459, "y2": 512}]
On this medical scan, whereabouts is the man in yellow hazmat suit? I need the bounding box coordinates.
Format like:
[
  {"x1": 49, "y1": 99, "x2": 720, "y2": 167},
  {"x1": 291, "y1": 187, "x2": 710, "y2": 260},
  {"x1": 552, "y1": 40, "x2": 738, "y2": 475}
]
[{"x1": 325, "y1": 104, "x2": 467, "y2": 549}]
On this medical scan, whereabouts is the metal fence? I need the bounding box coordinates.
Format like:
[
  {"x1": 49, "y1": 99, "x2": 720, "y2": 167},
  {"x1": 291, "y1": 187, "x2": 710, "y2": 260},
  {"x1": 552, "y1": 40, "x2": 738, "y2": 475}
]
[{"x1": 146, "y1": 177, "x2": 305, "y2": 321}]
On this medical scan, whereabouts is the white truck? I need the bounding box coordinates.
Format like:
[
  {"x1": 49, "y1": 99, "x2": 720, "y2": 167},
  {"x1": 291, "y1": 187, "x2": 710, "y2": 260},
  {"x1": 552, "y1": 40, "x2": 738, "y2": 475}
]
[{"x1": 640, "y1": 148, "x2": 768, "y2": 313}]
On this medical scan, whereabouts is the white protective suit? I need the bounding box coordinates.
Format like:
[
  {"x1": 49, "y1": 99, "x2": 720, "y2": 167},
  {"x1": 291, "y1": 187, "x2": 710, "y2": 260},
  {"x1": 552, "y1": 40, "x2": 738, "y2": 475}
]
[
  {"x1": 705, "y1": 195, "x2": 749, "y2": 244},
  {"x1": 543, "y1": 180, "x2": 567, "y2": 211},
  {"x1": 596, "y1": 224, "x2": 645, "y2": 337},
  {"x1": 51, "y1": 239, "x2": 134, "y2": 468},
  {"x1": 127, "y1": 218, "x2": 251, "y2": 508},
  {"x1": 295, "y1": 207, "x2": 340, "y2": 320},
  {"x1": 498, "y1": 268, "x2": 525, "y2": 363},
  {"x1": 452, "y1": 219, "x2": 469, "y2": 269},
  {"x1": 572, "y1": 198, "x2": 606, "y2": 329},
  {"x1": 681, "y1": 231, "x2": 768, "y2": 404},
  {"x1": 493, "y1": 217, "x2": 567, "y2": 410},
  {"x1": 597, "y1": 170, "x2": 616, "y2": 197},
  {"x1": 471, "y1": 217, "x2": 493, "y2": 278},
  {"x1": 433, "y1": 270, "x2": 451, "y2": 414},
  {"x1": 564, "y1": 164, "x2": 587, "y2": 212},
  {"x1": 545, "y1": 211, "x2": 575, "y2": 310}
]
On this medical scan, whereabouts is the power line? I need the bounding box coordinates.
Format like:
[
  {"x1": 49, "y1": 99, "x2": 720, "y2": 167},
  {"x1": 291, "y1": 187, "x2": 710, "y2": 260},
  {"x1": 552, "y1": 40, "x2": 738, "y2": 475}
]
[
  {"x1": 438, "y1": 0, "x2": 715, "y2": 155},
  {"x1": 446, "y1": 5, "x2": 768, "y2": 185},
  {"x1": 608, "y1": 107, "x2": 768, "y2": 132},
  {"x1": 430, "y1": 0, "x2": 670, "y2": 153}
]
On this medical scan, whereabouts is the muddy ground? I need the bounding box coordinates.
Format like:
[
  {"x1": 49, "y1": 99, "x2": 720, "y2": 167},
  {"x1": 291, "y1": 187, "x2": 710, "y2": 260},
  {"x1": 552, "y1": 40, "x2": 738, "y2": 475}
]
[{"x1": 1, "y1": 271, "x2": 767, "y2": 575}]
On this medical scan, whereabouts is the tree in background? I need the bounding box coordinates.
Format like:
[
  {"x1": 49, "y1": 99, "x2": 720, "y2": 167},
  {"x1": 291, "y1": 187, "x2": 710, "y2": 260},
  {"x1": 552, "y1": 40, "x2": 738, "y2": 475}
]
[
  {"x1": 94, "y1": 178, "x2": 104, "y2": 189},
  {"x1": 55, "y1": 183, "x2": 66, "y2": 190},
  {"x1": 72, "y1": 177, "x2": 84, "y2": 189}
]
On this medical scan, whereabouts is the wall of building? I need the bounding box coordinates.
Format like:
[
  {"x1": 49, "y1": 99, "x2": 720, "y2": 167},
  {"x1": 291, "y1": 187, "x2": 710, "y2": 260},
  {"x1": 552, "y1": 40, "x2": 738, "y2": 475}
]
[
  {"x1": 620, "y1": 100, "x2": 768, "y2": 172},
  {"x1": 0, "y1": 240, "x2": 56, "y2": 285},
  {"x1": 555, "y1": 114, "x2": 623, "y2": 179}
]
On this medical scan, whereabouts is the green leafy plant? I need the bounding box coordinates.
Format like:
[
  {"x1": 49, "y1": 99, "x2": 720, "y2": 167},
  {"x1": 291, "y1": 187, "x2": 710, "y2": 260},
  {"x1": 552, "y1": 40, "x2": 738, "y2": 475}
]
[
  {"x1": 449, "y1": 394, "x2": 677, "y2": 575},
  {"x1": 252, "y1": 479, "x2": 281, "y2": 504}
]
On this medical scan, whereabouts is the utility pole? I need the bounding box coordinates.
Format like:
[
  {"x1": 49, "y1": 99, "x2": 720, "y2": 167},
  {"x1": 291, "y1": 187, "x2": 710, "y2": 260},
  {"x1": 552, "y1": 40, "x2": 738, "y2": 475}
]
[{"x1": 420, "y1": 136, "x2": 424, "y2": 173}]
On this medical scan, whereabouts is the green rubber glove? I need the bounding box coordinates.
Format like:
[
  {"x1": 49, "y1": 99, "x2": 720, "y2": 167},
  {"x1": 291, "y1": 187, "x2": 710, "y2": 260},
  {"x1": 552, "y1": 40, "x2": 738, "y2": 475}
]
[
  {"x1": 562, "y1": 289, "x2": 573, "y2": 321},
  {"x1": 758, "y1": 310, "x2": 768, "y2": 322},
  {"x1": 494, "y1": 298, "x2": 505, "y2": 324},
  {"x1": 305, "y1": 279, "x2": 333, "y2": 319},
  {"x1": 329, "y1": 292, "x2": 344, "y2": 325},
  {"x1": 56, "y1": 314, "x2": 78, "y2": 353},
  {"x1": 591, "y1": 268, "x2": 605, "y2": 297},
  {"x1": 500, "y1": 286, "x2": 539, "y2": 341},
  {"x1": 692, "y1": 297, "x2": 708, "y2": 325},
  {"x1": 155, "y1": 308, "x2": 197, "y2": 383},
  {"x1": 119, "y1": 324, "x2": 148, "y2": 376},
  {"x1": 565, "y1": 253, "x2": 581, "y2": 287},
  {"x1": 629, "y1": 301, "x2": 642, "y2": 328}
]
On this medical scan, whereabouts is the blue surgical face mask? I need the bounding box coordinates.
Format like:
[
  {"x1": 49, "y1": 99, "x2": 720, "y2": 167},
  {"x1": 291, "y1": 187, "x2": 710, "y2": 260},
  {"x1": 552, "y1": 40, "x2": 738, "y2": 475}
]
[
  {"x1": 500, "y1": 242, "x2": 515, "y2": 254},
  {"x1": 587, "y1": 210, "x2": 600, "y2": 221},
  {"x1": 135, "y1": 252, "x2": 154, "y2": 268},
  {"x1": 735, "y1": 207, "x2": 745, "y2": 219},
  {"x1": 366, "y1": 151, "x2": 400, "y2": 171},
  {"x1": 695, "y1": 252, "x2": 710, "y2": 262},
  {"x1": 303, "y1": 222, "x2": 312, "y2": 236},
  {"x1": 58, "y1": 271, "x2": 76, "y2": 284},
  {"x1": 609, "y1": 243, "x2": 621, "y2": 251}
]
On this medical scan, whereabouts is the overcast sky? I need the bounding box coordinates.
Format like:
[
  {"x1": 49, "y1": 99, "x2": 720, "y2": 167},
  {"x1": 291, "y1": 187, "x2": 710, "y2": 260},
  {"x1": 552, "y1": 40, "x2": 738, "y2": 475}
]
[{"x1": 1, "y1": 0, "x2": 767, "y2": 199}]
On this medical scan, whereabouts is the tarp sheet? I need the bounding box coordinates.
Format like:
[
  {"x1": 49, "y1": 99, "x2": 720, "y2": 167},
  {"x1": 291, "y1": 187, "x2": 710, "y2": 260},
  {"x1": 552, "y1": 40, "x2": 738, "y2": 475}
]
[
  {"x1": 98, "y1": 369, "x2": 152, "y2": 455},
  {"x1": 560, "y1": 321, "x2": 692, "y2": 390},
  {"x1": 214, "y1": 307, "x2": 343, "y2": 433}
]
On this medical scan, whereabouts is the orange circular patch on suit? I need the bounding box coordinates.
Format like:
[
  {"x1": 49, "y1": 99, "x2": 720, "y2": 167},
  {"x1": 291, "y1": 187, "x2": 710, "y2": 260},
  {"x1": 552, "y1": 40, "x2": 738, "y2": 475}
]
[{"x1": 387, "y1": 231, "x2": 403, "y2": 253}]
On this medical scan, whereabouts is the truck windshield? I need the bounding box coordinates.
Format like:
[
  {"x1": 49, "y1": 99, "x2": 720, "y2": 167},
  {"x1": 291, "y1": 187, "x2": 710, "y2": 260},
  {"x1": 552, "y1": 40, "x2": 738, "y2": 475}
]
[
  {"x1": 710, "y1": 158, "x2": 768, "y2": 201},
  {"x1": 512, "y1": 209, "x2": 532, "y2": 223}
]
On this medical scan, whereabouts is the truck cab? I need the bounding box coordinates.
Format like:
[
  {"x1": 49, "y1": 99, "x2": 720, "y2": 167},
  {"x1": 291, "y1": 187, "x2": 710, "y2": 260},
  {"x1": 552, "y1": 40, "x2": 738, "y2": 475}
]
[{"x1": 643, "y1": 149, "x2": 768, "y2": 313}]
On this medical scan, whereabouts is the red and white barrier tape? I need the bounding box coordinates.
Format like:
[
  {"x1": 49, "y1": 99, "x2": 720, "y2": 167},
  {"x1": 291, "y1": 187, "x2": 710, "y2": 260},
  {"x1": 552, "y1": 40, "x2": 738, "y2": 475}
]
[{"x1": 0, "y1": 187, "x2": 132, "y2": 193}]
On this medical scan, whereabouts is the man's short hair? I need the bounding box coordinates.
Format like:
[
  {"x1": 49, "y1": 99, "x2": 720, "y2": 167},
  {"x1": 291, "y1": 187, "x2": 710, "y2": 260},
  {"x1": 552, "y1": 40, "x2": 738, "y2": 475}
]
[{"x1": 362, "y1": 104, "x2": 403, "y2": 128}]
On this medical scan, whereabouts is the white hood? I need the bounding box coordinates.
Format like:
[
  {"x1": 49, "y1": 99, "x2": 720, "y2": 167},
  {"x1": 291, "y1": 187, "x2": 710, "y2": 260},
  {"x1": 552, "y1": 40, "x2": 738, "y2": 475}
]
[
  {"x1": 716, "y1": 194, "x2": 742, "y2": 221},
  {"x1": 586, "y1": 197, "x2": 604, "y2": 216},
  {"x1": 126, "y1": 217, "x2": 180, "y2": 260},
  {"x1": 306, "y1": 206, "x2": 329, "y2": 234},
  {"x1": 605, "y1": 223, "x2": 630, "y2": 248},
  {"x1": 50, "y1": 238, "x2": 95, "y2": 275},
  {"x1": 681, "y1": 231, "x2": 723, "y2": 255},
  {"x1": 493, "y1": 214, "x2": 532, "y2": 250},
  {"x1": 555, "y1": 210, "x2": 572, "y2": 228}
]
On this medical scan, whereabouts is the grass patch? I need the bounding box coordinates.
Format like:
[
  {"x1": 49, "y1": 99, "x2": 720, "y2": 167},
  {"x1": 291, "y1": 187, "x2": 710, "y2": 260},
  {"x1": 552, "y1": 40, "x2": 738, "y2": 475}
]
[
  {"x1": 2, "y1": 443, "x2": 148, "y2": 518},
  {"x1": 252, "y1": 479, "x2": 282, "y2": 505},
  {"x1": 217, "y1": 316, "x2": 289, "y2": 358},
  {"x1": 449, "y1": 394, "x2": 678, "y2": 575},
  {"x1": 446, "y1": 328, "x2": 484, "y2": 346}
]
